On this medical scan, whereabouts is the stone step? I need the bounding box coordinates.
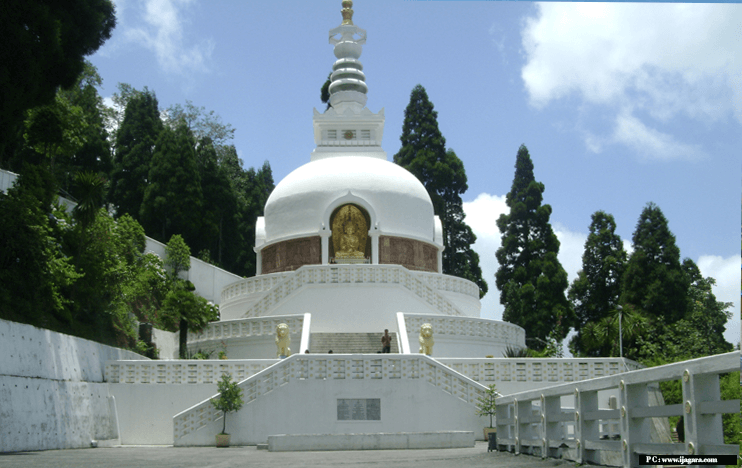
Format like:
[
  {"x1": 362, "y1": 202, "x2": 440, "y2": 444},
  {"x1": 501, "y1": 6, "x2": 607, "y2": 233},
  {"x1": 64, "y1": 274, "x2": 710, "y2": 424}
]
[{"x1": 309, "y1": 332, "x2": 399, "y2": 354}]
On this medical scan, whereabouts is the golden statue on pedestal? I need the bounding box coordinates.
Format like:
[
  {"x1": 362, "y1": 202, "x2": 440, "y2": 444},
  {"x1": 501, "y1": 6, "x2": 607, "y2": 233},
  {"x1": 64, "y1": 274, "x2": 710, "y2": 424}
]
[{"x1": 332, "y1": 204, "x2": 367, "y2": 260}]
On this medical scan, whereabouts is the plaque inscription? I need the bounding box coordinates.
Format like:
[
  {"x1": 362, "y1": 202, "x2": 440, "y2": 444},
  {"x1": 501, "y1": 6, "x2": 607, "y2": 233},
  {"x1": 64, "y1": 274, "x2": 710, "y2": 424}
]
[{"x1": 337, "y1": 399, "x2": 381, "y2": 421}]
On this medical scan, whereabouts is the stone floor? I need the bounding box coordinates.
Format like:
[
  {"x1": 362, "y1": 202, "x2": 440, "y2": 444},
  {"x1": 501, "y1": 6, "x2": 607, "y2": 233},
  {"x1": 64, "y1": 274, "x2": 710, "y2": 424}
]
[{"x1": 0, "y1": 442, "x2": 577, "y2": 468}]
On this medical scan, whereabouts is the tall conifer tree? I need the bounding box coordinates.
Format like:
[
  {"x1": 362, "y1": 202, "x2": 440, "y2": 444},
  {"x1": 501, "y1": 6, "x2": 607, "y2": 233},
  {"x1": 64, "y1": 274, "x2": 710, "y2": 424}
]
[
  {"x1": 621, "y1": 202, "x2": 688, "y2": 324},
  {"x1": 139, "y1": 124, "x2": 204, "y2": 248},
  {"x1": 568, "y1": 211, "x2": 627, "y2": 356},
  {"x1": 394, "y1": 85, "x2": 487, "y2": 296},
  {"x1": 495, "y1": 144, "x2": 572, "y2": 350},
  {"x1": 109, "y1": 89, "x2": 162, "y2": 218}
]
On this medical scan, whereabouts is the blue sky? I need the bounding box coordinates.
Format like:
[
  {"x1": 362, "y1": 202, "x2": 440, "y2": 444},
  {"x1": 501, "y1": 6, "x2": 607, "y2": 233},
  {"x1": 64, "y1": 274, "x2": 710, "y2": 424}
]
[{"x1": 89, "y1": 0, "x2": 741, "y2": 348}]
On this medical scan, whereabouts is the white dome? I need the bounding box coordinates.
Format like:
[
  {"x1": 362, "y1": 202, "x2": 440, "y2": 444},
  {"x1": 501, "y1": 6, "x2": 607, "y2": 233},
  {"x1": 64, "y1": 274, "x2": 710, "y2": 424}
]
[{"x1": 263, "y1": 156, "x2": 435, "y2": 244}]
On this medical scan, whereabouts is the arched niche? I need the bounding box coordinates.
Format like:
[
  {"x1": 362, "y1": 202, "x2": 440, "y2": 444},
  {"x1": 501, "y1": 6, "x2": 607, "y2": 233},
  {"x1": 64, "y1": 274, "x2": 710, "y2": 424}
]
[{"x1": 329, "y1": 204, "x2": 372, "y2": 263}]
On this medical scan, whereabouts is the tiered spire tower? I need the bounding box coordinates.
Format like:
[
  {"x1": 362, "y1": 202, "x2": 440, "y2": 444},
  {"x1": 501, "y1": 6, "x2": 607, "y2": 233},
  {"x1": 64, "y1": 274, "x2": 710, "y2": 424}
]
[{"x1": 311, "y1": 1, "x2": 386, "y2": 161}]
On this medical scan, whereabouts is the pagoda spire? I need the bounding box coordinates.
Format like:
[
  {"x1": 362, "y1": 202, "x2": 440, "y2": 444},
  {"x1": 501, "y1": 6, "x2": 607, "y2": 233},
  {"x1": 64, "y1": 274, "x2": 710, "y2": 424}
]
[
  {"x1": 328, "y1": 0, "x2": 368, "y2": 111},
  {"x1": 311, "y1": 1, "x2": 386, "y2": 161}
]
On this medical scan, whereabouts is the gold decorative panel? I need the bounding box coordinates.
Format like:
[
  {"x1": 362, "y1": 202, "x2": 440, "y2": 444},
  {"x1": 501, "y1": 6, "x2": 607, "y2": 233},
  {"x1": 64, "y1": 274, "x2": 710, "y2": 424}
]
[
  {"x1": 330, "y1": 204, "x2": 370, "y2": 260},
  {"x1": 379, "y1": 236, "x2": 438, "y2": 273},
  {"x1": 261, "y1": 236, "x2": 321, "y2": 274}
]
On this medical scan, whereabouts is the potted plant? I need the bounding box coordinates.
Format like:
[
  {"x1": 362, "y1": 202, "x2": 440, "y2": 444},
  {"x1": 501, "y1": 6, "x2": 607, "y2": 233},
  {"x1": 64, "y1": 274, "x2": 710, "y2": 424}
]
[
  {"x1": 210, "y1": 372, "x2": 244, "y2": 447},
  {"x1": 476, "y1": 384, "x2": 500, "y2": 442}
]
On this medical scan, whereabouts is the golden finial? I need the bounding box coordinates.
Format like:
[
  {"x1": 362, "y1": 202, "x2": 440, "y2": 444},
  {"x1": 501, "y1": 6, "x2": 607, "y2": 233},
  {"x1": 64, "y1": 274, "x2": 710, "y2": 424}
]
[{"x1": 341, "y1": 0, "x2": 354, "y2": 26}]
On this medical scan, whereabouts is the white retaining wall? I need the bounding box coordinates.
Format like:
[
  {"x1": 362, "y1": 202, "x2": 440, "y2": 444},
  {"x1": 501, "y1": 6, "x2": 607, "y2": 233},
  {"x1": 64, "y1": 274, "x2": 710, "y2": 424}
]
[
  {"x1": 267, "y1": 431, "x2": 475, "y2": 451},
  {"x1": 0, "y1": 319, "x2": 146, "y2": 452},
  {"x1": 144, "y1": 238, "x2": 242, "y2": 306}
]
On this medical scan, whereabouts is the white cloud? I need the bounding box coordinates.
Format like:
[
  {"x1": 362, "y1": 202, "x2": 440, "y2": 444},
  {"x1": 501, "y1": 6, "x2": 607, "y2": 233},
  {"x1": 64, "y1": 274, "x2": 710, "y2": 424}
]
[
  {"x1": 612, "y1": 110, "x2": 705, "y2": 161},
  {"x1": 123, "y1": 0, "x2": 214, "y2": 75},
  {"x1": 521, "y1": 3, "x2": 742, "y2": 158}
]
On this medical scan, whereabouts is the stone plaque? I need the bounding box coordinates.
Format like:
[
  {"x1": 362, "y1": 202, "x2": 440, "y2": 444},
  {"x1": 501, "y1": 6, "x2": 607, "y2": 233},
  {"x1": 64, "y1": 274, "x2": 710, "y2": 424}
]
[
  {"x1": 261, "y1": 236, "x2": 321, "y2": 274},
  {"x1": 337, "y1": 399, "x2": 351, "y2": 421},
  {"x1": 337, "y1": 399, "x2": 381, "y2": 421}
]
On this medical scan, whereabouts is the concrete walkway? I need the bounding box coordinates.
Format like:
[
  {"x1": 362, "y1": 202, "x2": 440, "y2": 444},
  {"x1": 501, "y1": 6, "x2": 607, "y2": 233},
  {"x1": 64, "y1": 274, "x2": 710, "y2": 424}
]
[{"x1": 0, "y1": 442, "x2": 575, "y2": 468}]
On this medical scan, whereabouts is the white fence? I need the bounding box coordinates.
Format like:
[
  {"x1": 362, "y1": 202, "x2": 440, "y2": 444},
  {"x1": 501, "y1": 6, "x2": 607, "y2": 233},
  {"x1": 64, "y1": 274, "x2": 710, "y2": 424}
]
[
  {"x1": 105, "y1": 359, "x2": 278, "y2": 385},
  {"x1": 494, "y1": 352, "x2": 740, "y2": 467},
  {"x1": 437, "y1": 357, "x2": 642, "y2": 389},
  {"x1": 221, "y1": 264, "x2": 471, "y2": 319},
  {"x1": 187, "y1": 314, "x2": 305, "y2": 345}
]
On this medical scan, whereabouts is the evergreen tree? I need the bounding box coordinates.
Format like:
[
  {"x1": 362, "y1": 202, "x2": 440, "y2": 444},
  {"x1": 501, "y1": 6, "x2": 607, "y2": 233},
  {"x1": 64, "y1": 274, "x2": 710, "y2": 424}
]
[
  {"x1": 568, "y1": 211, "x2": 627, "y2": 357},
  {"x1": 139, "y1": 124, "x2": 204, "y2": 248},
  {"x1": 196, "y1": 137, "x2": 238, "y2": 266},
  {"x1": 495, "y1": 144, "x2": 573, "y2": 351},
  {"x1": 621, "y1": 202, "x2": 688, "y2": 325},
  {"x1": 0, "y1": 0, "x2": 116, "y2": 162},
  {"x1": 109, "y1": 88, "x2": 162, "y2": 219},
  {"x1": 394, "y1": 85, "x2": 487, "y2": 296}
]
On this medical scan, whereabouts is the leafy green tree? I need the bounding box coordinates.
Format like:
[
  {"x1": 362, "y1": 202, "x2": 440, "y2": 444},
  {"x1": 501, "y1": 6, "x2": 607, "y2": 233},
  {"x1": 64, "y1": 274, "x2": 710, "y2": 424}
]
[
  {"x1": 0, "y1": 0, "x2": 116, "y2": 162},
  {"x1": 162, "y1": 234, "x2": 217, "y2": 358},
  {"x1": 621, "y1": 202, "x2": 688, "y2": 325},
  {"x1": 394, "y1": 85, "x2": 487, "y2": 296},
  {"x1": 495, "y1": 144, "x2": 573, "y2": 351},
  {"x1": 139, "y1": 124, "x2": 204, "y2": 247},
  {"x1": 109, "y1": 88, "x2": 163, "y2": 219},
  {"x1": 0, "y1": 167, "x2": 81, "y2": 328},
  {"x1": 164, "y1": 101, "x2": 235, "y2": 147},
  {"x1": 568, "y1": 211, "x2": 627, "y2": 356},
  {"x1": 656, "y1": 259, "x2": 733, "y2": 359}
]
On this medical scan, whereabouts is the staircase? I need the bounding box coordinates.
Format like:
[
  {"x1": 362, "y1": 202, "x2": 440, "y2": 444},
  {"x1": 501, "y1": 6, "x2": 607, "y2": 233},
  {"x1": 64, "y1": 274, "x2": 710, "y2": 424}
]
[{"x1": 309, "y1": 332, "x2": 399, "y2": 354}]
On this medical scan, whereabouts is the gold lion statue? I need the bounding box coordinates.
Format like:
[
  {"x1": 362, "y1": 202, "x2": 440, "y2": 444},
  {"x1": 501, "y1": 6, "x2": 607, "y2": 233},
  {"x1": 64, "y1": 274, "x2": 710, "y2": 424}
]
[
  {"x1": 275, "y1": 323, "x2": 291, "y2": 358},
  {"x1": 419, "y1": 323, "x2": 434, "y2": 356}
]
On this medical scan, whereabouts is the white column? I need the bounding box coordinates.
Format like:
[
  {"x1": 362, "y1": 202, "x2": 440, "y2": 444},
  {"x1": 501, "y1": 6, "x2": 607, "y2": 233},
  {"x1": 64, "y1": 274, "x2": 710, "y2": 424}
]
[
  {"x1": 369, "y1": 232, "x2": 380, "y2": 264},
  {"x1": 255, "y1": 248, "x2": 262, "y2": 275},
  {"x1": 320, "y1": 231, "x2": 332, "y2": 265}
]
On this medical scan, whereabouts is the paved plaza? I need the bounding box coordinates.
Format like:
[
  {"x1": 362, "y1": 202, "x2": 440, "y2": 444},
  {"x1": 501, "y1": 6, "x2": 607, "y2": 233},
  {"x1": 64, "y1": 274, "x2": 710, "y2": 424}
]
[{"x1": 0, "y1": 442, "x2": 574, "y2": 468}]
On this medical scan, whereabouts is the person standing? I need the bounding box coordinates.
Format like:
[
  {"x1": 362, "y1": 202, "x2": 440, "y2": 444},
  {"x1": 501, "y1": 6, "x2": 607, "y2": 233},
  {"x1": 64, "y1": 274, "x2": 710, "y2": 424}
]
[{"x1": 381, "y1": 329, "x2": 392, "y2": 353}]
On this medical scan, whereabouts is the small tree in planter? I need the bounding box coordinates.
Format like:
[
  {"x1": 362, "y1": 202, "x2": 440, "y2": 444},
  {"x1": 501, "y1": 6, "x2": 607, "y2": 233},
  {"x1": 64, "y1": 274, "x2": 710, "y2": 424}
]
[
  {"x1": 210, "y1": 373, "x2": 244, "y2": 447},
  {"x1": 476, "y1": 384, "x2": 500, "y2": 442}
]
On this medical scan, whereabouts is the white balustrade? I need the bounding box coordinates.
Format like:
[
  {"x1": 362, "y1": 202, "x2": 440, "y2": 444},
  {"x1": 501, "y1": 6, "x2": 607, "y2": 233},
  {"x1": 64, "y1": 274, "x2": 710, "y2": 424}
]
[
  {"x1": 172, "y1": 354, "x2": 487, "y2": 442},
  {"x1": 229, "y1": 265, "x2": 467, "y2": 319},
  {"x1": 403, "y1": 314, "x2": 526, "y2": 346},
  {"x1": 105, "y1": 359, "x2": 278, "y2": 384},
  {"x1": 437, "y1": 357, "x2": 642, "y2": 385},
  {"x1": 220, "y1": 272, "x2": 292, "y2": 303},
  {"x1": 494, "y1": 352, "x2": 740, "y2": 467},
  {"x1": 187, "y1": 314, "x2": 305, "y2": 345}
]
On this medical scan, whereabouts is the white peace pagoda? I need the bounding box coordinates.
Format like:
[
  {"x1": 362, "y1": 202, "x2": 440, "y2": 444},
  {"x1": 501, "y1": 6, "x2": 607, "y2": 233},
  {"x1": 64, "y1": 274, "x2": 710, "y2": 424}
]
[{"x1": 187, "y1": 1, "x2": 525, "y2": 360}]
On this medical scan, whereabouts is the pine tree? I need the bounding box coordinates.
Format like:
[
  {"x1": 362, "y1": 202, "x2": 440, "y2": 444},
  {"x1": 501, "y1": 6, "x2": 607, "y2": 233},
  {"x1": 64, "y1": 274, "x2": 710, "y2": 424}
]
[
  {"x1": 568, "y1": 211, "x2": 627, "y2": 356},
  {"x1": 139, "y1": 124, "x2": 204, "y2": 248},
  {"x1": 621, "y1": 202, "x2": 688, "y2": 325},
  {"x1": 495, "y1": 144, "x2": 572, "y2": 351},
  {"x1": 394, "y1": 85, "x2": 487, "y2": 296},
  {"x1": 109, "y1": 89, "x2": 162, "y2": 219}
]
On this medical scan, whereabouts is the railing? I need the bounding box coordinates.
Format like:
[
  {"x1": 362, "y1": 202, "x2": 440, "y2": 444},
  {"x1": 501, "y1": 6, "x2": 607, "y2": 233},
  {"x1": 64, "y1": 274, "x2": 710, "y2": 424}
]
[
  {"x1": 237, "y1": 265, "x2": 465, "y2": 319},
  {"x1": 402, "y1": 314, "x2": 526, "y2": 347},
  {"x1": 414, "y1": 271, "x2": 480, "y2": 299},
  {"x1": 220, "y1": 272, "x2": 292, "y2": 303},
  {"x1": 105, "y1": 359, "x2": 278, "y2": 384},
  {"x1": 187, "y1": 314, "x2": 305, "y2": 345},
  {"x1": 495, "y1": 352, "x2": 740, "y2": 467},
  {"x1": 437, "y1": 357, "x2": 643, "y2": 385},
  {"x1": 173, "y1": 354, "x2": 487, "y2": 443}
]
